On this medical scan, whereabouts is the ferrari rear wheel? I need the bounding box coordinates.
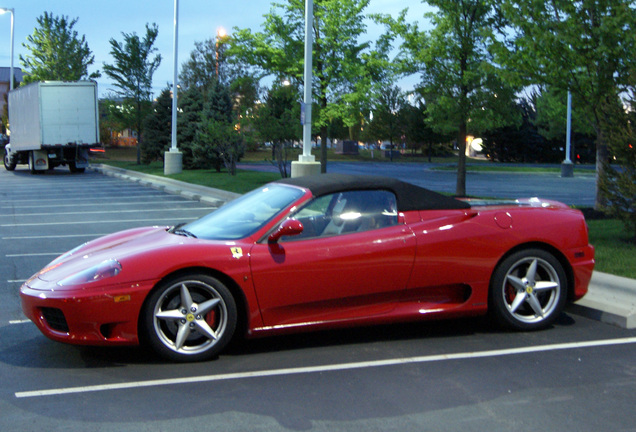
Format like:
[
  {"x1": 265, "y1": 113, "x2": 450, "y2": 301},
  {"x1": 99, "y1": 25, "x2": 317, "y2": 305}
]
[
  {"x1": 490, "y1": 249, "x2": 567, "y2": 331},
  {"x1": 142, "y1": 274, "x2": 237, "y2": 362}
]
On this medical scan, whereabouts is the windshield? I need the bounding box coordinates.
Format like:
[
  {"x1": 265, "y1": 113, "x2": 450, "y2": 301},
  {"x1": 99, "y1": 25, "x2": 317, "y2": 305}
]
[{"x1": 179, "y1": 184, "x2": 304, "y2": 240}]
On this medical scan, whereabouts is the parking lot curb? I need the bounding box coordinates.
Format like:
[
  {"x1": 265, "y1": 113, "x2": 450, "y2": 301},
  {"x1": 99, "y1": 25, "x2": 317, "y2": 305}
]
[
  {"x1": 90, "y1": 164, "x2": 241, "y2": 207},
  {"x1": 91, "y1": 163, "x2": 635, "y2": 329},
  {"x1": 568, "y1": 272, "x2": 636, "y2": 329}
]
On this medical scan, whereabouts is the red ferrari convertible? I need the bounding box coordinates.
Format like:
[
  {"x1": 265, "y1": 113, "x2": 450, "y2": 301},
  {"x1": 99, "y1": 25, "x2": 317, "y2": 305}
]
[{"x1": 21, "y1": 174, "x2": 594, "y2": 362}]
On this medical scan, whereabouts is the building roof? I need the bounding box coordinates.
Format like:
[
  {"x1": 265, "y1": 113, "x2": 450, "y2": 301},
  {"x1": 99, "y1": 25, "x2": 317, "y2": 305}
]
[{"x1": 0, "y1": 67, "x2": 24, "y2": 84}]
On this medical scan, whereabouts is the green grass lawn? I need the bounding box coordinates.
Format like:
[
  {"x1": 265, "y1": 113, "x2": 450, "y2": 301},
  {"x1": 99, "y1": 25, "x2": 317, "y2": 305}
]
[
  {"x1": 95, "y1": 146, "x2": 634, "y2": 279},
  {"x1": 587, "y1": 219, "x2": 636, "y2": 279},
  {"x1": 96, "y1": 159, "x2": 280, "y2": 194}
]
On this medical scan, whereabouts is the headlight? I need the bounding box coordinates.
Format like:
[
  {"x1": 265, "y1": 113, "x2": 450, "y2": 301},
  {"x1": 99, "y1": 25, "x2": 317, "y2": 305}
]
[{"x1": 57, "y1": 259, "x2": 122, "y2": 286}]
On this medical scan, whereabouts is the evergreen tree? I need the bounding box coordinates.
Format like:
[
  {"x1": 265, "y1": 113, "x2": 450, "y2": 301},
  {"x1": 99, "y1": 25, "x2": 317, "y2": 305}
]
[
  {"x1": 141, "y1": 87, "x2": 172, "y2": 164},
  {"x1": 193, "y1": 81, "x2": 243, "y2": 175},
  {"x1": 177, "y1": 87, "x2": 205, "y2": 169}
]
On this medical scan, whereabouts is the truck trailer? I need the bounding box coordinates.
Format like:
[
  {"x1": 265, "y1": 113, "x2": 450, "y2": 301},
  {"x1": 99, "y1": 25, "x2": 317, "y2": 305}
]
[{"x1": 3, "y1": 81, "x2": 101, "y2": 173}]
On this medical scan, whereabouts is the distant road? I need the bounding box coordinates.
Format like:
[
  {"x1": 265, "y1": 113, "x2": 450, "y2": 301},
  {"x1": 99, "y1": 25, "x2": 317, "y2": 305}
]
[{"x1": 237, "y1": 161, "x2": 597, "y2": 207}]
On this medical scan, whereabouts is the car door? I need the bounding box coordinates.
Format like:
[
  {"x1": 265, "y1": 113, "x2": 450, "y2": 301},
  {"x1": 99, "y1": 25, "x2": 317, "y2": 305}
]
[{"x1": 249, "y1": 190, "x2": 417, "y2": 328}]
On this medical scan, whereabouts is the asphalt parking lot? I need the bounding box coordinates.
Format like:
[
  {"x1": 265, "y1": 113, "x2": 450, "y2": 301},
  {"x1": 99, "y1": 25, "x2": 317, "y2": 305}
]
[{"x1": 1, "y1": 166, "x2": 635, "y2": 432}]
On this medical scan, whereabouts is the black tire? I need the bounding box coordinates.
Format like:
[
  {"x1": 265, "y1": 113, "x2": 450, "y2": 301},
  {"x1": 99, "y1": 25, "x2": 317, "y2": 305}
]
[
  {"x1": 69, "y1": 162, "x2": 85, "y2": 173},
  {"x1": 141, "y1": 274, "x2": 237, "y2": 362},
  {"x1": 28, "y1": 152, "x2": 37, "y2": 174},
  {"x1": 490, "y1": 248, "x2": 568, "y2": 331},
  {"x1": 3, "y1": 152, "x2": 16, "y2": 171}
]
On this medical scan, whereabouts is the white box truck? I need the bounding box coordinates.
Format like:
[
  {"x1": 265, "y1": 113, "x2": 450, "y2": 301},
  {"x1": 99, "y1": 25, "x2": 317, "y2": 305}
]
[{"x1": 3, "y1": 81, "x2": 100, "y2": 173}]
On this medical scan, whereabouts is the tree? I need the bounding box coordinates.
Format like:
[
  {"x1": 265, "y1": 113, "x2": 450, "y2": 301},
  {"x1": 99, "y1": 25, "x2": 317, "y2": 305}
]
[
  {"x1": 495, "y1": 0, "x2": 636, "y2": 209},
  {"x1": 179, "y1": 35, "x2": 261, "y2": 153},
  {"x1": 598, "y1": 90, "x2": 636, "y2": 240},
  {"x1": 141, "y1": 87, "x2": 172, "y2": 164},
  {"x1": 481, "y1": 99, "x2": 549, "y2": 162},
  {"x1": 254, "y1": 84, "x2": 302, "y2": 177},
  {"x1": 193, "y1": 81, "x2": 243, "y2": 175},
  {"x1": 179, "y1": 37, "x2": 230, "y2": 92},
  {"x1": 532, "y1": 87, "x2": 596, "y2": 163},
  {"x1": 400, "y1": 100, "x2": 453, "y2": 160},
  {"x1": 366, "y1": 86, "x2": 406, "y2": 161},
  {"x1": 375, "y1": 1, "x2": 520, "y2": 196},
  {"x1": 230, "y1": 0, "x2": 373, "y2": 173},
  {"x1": 20, "y1": 12, "x2": 100, "y2": 83},
  {"x1": 103, "y1": 23, "x2": 162, "y2": 165},
  {"x1": 98, "y1": 97, "x2": 128, "y2": 147},
  {"x1": 177, "y1": 86, "x2": 205, "y2": 169}
]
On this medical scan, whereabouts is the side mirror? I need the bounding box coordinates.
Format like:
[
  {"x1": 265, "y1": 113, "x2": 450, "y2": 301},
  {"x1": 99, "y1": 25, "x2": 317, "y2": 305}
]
[{"x1": 268, "y1": 219, "x2": 304, "y2": 242}]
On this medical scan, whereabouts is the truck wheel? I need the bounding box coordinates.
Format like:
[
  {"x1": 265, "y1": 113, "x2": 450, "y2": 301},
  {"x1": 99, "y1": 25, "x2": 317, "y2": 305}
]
[
  {"x1": 3, "y1": 152, "x2": 16, "y2": 171},
  {"x1": 69, "y1": 162, "x2": 85, "y2": 173},
  {"x1": 28, "y1": 152, "x2": 37, "y2": 174}
]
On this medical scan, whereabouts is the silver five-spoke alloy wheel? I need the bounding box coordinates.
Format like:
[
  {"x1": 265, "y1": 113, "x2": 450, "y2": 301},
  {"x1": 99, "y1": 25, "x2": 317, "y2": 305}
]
[
  {"x1": 143, "y1": 274, "x2": 237, "y2": 362},
  {"x1": 490, "y1": 248, "x2": 568, "y2": 331}
]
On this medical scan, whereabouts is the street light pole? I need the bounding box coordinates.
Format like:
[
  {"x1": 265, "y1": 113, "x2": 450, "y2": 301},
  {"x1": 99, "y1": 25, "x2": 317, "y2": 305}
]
[
  {"x1": 561, "y1": 91, "x2": 574, "y2": 177},
  {"x1": 165, "y1": 0, "x2": 183, "y2": 175},
  {"x1": 291, "y1": 0, "x2": 320, "y2": 177},
  {"x1": 0, "y1": 7, "x2": 14, "y2": 91}
]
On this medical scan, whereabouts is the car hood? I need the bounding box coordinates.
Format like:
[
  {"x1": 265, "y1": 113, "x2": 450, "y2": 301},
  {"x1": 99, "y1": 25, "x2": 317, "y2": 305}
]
[{"x1": 35, "y1": 226, "x2": 185, "y2": 284}]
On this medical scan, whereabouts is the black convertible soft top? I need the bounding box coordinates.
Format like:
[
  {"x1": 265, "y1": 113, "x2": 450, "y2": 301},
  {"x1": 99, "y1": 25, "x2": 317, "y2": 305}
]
[{"x1": 276, "y1": 174, "x2": 470, "y2": 211}]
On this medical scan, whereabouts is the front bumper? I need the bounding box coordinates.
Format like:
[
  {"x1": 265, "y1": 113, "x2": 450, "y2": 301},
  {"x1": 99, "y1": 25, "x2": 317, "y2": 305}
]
[{"x1": 20, "y1": 279, "x2": 156, "y2": 346}]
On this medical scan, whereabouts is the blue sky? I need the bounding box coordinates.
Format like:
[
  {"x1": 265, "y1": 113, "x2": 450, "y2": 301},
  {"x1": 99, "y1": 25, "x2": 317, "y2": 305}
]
[{"x1": 0, "y1": 0, "x2": 432, "y2": 96}]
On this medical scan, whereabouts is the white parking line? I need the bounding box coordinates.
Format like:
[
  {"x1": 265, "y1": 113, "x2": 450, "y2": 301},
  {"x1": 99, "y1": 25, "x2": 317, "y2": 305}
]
[
  {"x1": 0, "y1": 208, "x2": 211, "y2": 218},
  {"x1": 14, "y1": 337, "x2": 636, "y2": 399},
  {"x1": 6, "y1": 253, "x2": 62, "y2": 257},
  {"x1": 1, "y1": 217, "x2": 197, "y2": 227},
  {"x1": 0, "y1": 194, "x2": 166, "y2": 207},
  {"x1": 2, "y1": 234, "x2": 109, "y2": 240},
  {"x1": 6, "y1": 199, "x2": 193, "y2": 209}
]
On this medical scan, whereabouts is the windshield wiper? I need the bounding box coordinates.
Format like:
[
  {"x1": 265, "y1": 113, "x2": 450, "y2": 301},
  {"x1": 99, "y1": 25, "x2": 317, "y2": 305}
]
[{"x1": 169, "y1": 223, "x2": 198, "y2": 238}]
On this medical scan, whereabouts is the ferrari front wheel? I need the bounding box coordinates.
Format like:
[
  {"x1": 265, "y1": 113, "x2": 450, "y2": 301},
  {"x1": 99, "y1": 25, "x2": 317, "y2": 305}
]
[
  {"x1": 490, "y1": 249, "x2": 567, "y2": 331},
  {"x1": 142, "y1": 274, "x2": 237, "y2": 362}
]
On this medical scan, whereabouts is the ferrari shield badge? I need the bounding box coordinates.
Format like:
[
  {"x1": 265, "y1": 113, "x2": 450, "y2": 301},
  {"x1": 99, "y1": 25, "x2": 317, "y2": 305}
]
[{"x1": 231, "y1": 247, "x2": 243, "y2": 259}]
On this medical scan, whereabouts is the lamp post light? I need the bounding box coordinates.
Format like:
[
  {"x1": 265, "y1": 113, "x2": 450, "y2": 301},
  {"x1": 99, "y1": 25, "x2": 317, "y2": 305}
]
[
  {"x1": 0, "y1": 7, "x2": 14, "y2": 91},
  {"x1": 216, "y1": 27, "x2": 226, "y2": 78},
  {"x1": 165, "y1": 0, "x2": 183, "y2": 175}
]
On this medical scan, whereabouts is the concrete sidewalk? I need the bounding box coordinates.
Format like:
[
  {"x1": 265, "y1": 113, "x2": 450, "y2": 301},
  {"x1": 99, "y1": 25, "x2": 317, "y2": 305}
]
[
  {"x1": 568, "y1": 272, "x2": 636, "y2": 329},
  {"x1": 91, "y1": 164, "x2": 636, "y2": 329}
]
